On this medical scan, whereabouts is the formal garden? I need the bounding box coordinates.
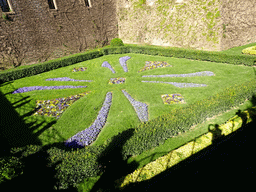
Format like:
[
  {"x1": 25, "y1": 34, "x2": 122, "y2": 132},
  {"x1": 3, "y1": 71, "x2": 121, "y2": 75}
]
[{"x1": 1, "y1": 38, "x2": 256, "y2": 191}]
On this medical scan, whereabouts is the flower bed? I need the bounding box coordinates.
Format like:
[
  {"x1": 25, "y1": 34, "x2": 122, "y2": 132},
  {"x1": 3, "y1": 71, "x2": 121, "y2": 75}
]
[
  {"x1": 161, "y1": 94, "x2": 185, "y2": 104},
  {"x1": 64, "y1": 92, "x2": 112, "y2": 148},
  {"x1": 109, "y1": 77, "x2": 126, "y2": 84},
  {"x1": 102, "y1": 61, "x2": 116, "y2": 73},
  {"x1": 33, "y1": 92, "x2": 89, "y2": 119},
  {"x1": 142, "y1": 71, "x2": 215, "y2": 78},
  {"x1": 12, "y1": 86, "x2": 87, "y2": 94},
  {"x1": 72, "y1": 67, "x2": 87, "y2": 72},
  {"x1": 138, "y1": 61, "x2": 172, "y2": 73},
  {"x1": 122, "y1": 90, "x2": 148, "y2": 122},
  {"x1": 46, "y1": 77, "x2": 92, "y2": 82},
  {"x1": 141, "y1": 81, "x2": 207, "y2": 88},
  {"x1": 119, "y1": 56, "x2": 131, "y2": 72}
]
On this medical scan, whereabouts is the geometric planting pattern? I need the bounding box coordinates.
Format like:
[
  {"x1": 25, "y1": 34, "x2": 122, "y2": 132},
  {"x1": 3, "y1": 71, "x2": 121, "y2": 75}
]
[{"x1": 10, "y1": 55, "x2": 215, "y2": 148}]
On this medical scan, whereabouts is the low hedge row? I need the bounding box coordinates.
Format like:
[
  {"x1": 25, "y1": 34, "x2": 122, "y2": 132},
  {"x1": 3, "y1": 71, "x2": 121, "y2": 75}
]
[
  {"x1": 0, "y1": 50, "x2": 103, "y2": 83},
  {"x1": 121, "y1": 78, "x2": 256, "y2": 158},
  {"x1": 1, "y1": 45, "x2": 256, "y2": 84}
]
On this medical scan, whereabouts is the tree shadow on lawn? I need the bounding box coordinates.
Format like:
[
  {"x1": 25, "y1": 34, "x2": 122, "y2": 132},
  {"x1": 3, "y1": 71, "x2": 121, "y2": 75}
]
[{"x1": 0, "y1": 81, "x2": 57, "y2": 156}]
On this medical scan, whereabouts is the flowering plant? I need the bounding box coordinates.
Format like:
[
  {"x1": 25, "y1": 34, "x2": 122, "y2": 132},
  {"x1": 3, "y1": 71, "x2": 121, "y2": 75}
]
[
  {"x1": 45, "y1": 77, "x2": 92, "y2": 82},
  {"x1": 12, "y1": 85, "x2": 87, "y2": 94},
  {"x1": 102, "y1": 61, "x2": 116, "y2": 73}
]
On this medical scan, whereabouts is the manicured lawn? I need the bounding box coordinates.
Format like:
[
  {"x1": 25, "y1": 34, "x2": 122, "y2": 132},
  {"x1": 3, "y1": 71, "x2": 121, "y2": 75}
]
[{"x1": 0, "y1": 53, "x2": 255, "y2": 149}]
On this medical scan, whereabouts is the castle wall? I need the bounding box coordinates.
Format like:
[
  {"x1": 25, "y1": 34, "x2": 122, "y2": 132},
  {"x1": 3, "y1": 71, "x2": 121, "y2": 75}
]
[
  {"x1": 117, "y1": 0, "x2": 256, "y2": 52},
  {"x1": 117, "y1": 0, "x2": 223, "y2": 51},
  {"x1": 220, "y1": 0, "x2": 256, "y2": 51},
  {"x1": 0, "y1": 0, "x2": 118, "y2": 67}
]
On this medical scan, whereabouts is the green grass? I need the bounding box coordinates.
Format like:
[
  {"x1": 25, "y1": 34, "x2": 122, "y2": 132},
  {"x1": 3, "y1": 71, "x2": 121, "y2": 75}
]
[
  {"x1": 1, "y1": 42, "x2": 256, "y2": 190},
  {"x1": 1, "y1": 53, "x2": 255, "y2": 148}
]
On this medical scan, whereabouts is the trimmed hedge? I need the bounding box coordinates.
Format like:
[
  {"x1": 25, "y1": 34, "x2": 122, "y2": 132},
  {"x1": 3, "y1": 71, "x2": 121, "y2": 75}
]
[
  {"x1": 1, "y1": 45, "x2": 256, "y2": 84},
  {"x1": 120, "y1": 78, "x2": 256, "y2": 158},
  {"x1": 0, "y1": 50, "x2": 103, "y2": 83}
]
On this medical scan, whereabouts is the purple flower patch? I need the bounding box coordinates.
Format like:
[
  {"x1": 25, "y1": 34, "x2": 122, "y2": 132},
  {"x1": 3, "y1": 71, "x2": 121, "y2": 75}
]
[
  {"x1": 12, "y1": 86, "x2": 87, "y2": 94},
  {"x1": 102, "y1": 61, "x2": 116, "y2": 73},
  {"x1": 119, "y1": 56, "x2": 131, "y2": 72},
  {"x1": 45, "y1": 77, "x2": 92, "y2": 82},
  {"x1": 64, "y1": 92, "x2": 112, "y2": 148}
]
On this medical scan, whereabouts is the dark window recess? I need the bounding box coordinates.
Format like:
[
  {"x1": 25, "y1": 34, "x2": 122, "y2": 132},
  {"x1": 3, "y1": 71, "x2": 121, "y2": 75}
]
[
  {"x1": 48, "y1": 0, "x2": 56, "y2": 9},
  {"x1": 85, "y1": 0, "x2": 90, "y2": 7},
  {"x1": 0, "y1": 0, "x2": 10, "y2": 12}
]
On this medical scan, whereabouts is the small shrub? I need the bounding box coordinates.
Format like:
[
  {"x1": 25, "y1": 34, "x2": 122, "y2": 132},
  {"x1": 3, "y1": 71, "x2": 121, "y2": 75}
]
[
  {"x1": 110, "y1": 38, "x2": 124, "y2": 47},
  {"x1": 242, "y1": 46, "x2": 256, "y2": 55}
]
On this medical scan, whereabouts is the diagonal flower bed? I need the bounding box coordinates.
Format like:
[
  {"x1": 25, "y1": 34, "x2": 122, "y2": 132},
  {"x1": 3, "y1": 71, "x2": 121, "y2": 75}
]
[
  {"x1": 12, "y1": 85, "x2": 87, "y2": 94},
  {"x1": 141, "y1": 81, "x2": 207, "y2": 88},
  {"x1": 45, "y1": 77, "x2": 92, "y2": 82},
  {"x1": 102, "y1": 61, "x2": 116, "y2": 73},
  {"x1": 138, "y1": 61, "x2": 172, "y2": 72},
  {"x1": 161, "y1": 94, "x2": 186, "y2": 104},
  {"x1": 64, "y1": 92, "x2": 112, "y2": 148},
  {"x1": 109, "y1": 77, "x2": 126, "y2": 84},
  {"x1": 33, "y1": 92, "x2": 90, "y2": 119},
  {"x1": 119, "y1": 56, "x2": 131, "y2": 72},
  {"x1": 122, "y1": 90, "x2": 148, "y2": 122}
]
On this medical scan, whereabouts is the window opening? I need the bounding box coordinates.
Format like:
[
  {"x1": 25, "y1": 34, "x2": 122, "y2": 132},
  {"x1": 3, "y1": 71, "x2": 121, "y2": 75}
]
[
  {"x1": 84, "y1": 0, "x2": 91, "y2": 7},
  {"x1": 0, "y1": 0, "x2": 10, "y2": 12},
  {"x1": 48, "y1": 0, "x2": 57, "y2": 9}
]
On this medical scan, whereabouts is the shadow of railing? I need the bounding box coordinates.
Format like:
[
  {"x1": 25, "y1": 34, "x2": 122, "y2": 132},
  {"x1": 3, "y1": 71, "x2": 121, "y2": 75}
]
[{"x1": 117, "y1": 94, "x2": 256, "y2": 191}]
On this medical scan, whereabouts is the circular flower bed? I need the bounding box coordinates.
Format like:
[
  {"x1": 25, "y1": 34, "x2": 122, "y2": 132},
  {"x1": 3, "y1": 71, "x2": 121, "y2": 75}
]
[{"x1": 109, "y1": 77, "x2": 126, "y2": 84}]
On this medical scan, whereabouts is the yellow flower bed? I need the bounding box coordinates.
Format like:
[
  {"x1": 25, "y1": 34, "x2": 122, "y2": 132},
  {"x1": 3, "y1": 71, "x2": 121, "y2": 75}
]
[
  {"x1": 116, "y1": 107, "x2": 255, "y2": 189},
  {"x1": 241, "y1": 46, "x2": 256, "y2": 55}
]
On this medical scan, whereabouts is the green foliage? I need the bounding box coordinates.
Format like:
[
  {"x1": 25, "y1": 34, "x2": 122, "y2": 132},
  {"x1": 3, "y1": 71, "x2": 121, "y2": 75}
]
[
  {"x1": 110, "y1": 38, "x2": 124, "y2": 47},
  {"x1": 1, "y1": 13, "x2": 8, "y2": 20},
  {"x1": 121, "y1": 78, "x2": 256, "y2": 158},
  {"x1": 0, "y1": 51, "x2": 104, "y2": 83}
]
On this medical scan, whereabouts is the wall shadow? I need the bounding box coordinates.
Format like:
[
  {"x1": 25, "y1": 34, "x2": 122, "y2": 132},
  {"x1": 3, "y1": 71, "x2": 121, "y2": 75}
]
[
  {"x1": 119, "y1": 95, "x2": 256, "y2": 191},
  {"x1": 90, "y1": 129, "x2": 139, "y2": 192}
]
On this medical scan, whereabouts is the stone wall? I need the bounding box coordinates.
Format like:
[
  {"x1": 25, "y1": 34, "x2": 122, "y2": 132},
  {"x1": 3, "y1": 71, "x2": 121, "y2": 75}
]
[
  {"x1": 0, "y1": 0, "x2": 118, "y2": 69},
  {"x1": 220, "y1": 0, "x2": 256, "y2": 51},
  {"x1": 116, "y1": 0, "x2": 256, "y2": 51}
]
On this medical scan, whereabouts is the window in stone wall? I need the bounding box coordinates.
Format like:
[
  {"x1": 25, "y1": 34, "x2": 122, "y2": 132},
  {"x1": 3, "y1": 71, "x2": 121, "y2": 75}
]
[
  {"x1": 84, "y1": 0, "x2": 92, "y2": 7},
  {"x1": 0, "y1": 0, "x2": 11, "y2": 12},
  {"x1": 48, "y1": 0, "x2": 57, "y2": 10}
]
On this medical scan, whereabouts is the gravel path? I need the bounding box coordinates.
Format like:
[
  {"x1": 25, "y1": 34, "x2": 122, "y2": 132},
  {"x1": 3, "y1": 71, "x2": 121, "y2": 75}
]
[{"x1": 122, "y1": 90, "x2": 148, "y2": 122}]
